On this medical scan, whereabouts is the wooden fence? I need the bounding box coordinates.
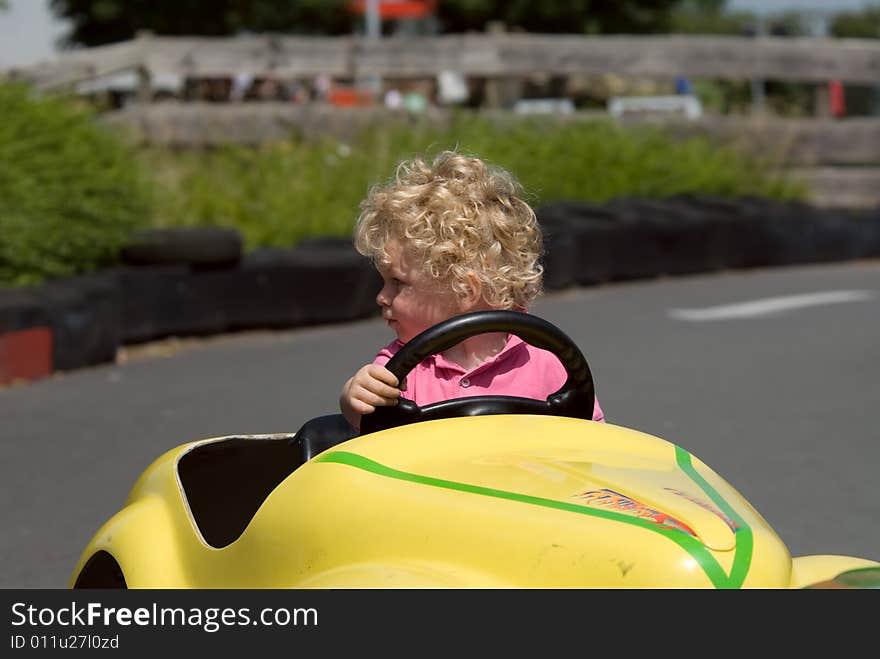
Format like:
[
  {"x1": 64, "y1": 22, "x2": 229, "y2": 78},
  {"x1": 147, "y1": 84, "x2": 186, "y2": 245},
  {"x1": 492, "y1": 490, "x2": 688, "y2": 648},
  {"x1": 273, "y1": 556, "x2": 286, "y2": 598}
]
[
  {"x1": 7, "y1": 33, "x2": 880, "y2": 88},
  {"x1": 6, "y1": 33, "x2": 880, "y2": 207},
  {"x1": 98, "y1": 103, "x2": 880, "y2": 208}
]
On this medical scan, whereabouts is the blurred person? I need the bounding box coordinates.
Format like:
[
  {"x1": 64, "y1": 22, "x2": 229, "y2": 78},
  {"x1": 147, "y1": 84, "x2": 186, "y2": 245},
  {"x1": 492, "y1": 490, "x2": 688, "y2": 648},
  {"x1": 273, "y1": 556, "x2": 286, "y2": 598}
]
[
  {"x1": 340, "y1": 151, "x2": 606, "y2": 430},
  {"x1": 257, "y1": 74, "x2": 281, "y2": 101},
  {"x1": 402, "y1": 90, "x2": 426, "y2": 114},
  {"x1": 675, "y1": 76, "x2": 693, "y2": 96},
  {"x1": 314, "y1": 73, "x2": 332, "y2": 102},
  {"x1": 231, "y1": 72, "x2": 254, "y2": 102},
  {"x1": 384, "y1": 87, "x2": 403, "y2": 110}
]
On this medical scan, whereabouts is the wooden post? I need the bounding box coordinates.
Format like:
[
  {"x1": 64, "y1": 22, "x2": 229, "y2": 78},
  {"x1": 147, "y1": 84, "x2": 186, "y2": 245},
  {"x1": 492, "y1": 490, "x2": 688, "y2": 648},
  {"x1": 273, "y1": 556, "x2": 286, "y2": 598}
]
[
  {"x1": 750, "y1": 15, "x2": 767, "y2": 116},
  {"x1": 12, "y1": 34, "x2": 880, "y2": 94},
  {"x1": 134, "y1": 30, "x2": 153, "y2": 105},
  {"x1": 361, "y1": 0, "x2": 382, "y2": 102},
  {"x1": 814, "y1": 83, "x2": 831, "y2": 118},
  {"x1": 136, "y1": 65, "x2": 152, "y2": 105},
  {"x1": 483, "y1": 21, "x2": 506, "y2": 109}
]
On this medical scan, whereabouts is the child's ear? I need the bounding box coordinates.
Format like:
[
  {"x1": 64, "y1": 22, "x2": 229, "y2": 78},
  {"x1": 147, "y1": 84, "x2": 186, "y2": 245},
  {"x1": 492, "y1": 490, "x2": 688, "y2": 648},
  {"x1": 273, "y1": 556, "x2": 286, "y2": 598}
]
[{"x1": 460, "y1": 272, "x2": 483, "y2": 310}]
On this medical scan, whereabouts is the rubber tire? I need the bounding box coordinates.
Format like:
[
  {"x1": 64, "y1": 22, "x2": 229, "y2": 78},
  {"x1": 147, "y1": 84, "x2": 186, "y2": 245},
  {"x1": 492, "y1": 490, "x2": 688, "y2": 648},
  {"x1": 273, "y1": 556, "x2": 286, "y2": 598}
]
[{"x1": 120, "y1": 227, "x2": 243, "y2": 269}]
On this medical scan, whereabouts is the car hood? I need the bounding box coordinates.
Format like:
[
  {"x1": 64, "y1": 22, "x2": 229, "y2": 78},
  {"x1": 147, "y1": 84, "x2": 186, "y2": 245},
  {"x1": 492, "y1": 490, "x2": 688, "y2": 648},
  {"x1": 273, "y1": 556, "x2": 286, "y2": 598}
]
[{"x1": 313, "y1": 415, "x2": 746, "y2": 552}]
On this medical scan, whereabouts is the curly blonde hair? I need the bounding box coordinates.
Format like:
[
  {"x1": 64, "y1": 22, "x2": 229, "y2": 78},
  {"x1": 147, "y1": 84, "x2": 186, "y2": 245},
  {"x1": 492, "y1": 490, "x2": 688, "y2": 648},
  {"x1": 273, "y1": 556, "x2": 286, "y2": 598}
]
[{"x1": 354, "y1": 151, "x2": 544, "y2": 310}]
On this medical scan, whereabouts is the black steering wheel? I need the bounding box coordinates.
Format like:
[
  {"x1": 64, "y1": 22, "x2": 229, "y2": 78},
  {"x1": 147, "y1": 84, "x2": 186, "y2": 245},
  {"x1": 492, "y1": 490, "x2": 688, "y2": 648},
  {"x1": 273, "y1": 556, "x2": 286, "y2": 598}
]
[{"x1": 359, "y1": 310, "x2": 595, "y2": 435}]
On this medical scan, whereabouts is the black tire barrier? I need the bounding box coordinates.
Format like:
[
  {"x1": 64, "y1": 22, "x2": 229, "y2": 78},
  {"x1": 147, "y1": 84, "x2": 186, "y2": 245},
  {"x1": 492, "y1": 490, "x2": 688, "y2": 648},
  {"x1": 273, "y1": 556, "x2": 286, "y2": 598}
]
[
  {"x1": 113, "y1": 266, "x2": 231, "y2": 344},
  {"x1": 120, "y1": 227, "x2": 244, "y2": 269},
  {"x1": 725, "y1": 197, "x2": 831, "y2": 268},
  {"x1": 565, "y1": 206, "x2": 620, "y2": 287},
  {"x1": 34, "y1": 274, "x2": 122, "y2": 372},
  {"x1": 0, "y1": 288, "x2": 53, "y2": 385},
  {"x1": 244, "y1": 240, "x2": 382, "y2": 326},
  {"x1": 539, "y1": 198, "x2": 724, "y2": 285},
  {"x1": 857, "y1": 208, "x2": 880, "y2": 259},
  {"x1": 537, "y1": 195, "x2": 880, "y2": 289},
  {"x1": 296, "y1": 237, "x2": 382, "y2": 322},
  {"x1": 601, "y1": 197, "x2": 729, "y2": 280},
  {"x1": 4, "y1": 195, "x2": 880, "y2": 383},
  {"x1": 538, "y1": 202, "x2": 621, "y2": 288},
  {"x1": 113, "y1": 242, "x2": 382, "y2": 343},
  {"x1": 537, "y1": 209, "x2": 578, "y2": 291},
  {"x1": 762, "y1": 205, "x2": 873, "y2": 266},
  {"x1": 213, "y1": 254, "x2": 310, "y2": 331},
  {"x1": 0, "y1": 287, "x2": 50, "y2": 333},
  {"x1": 698, "y1": 197, "x2": 866, "y2": 269},
  {"x1": 657, "y1": 194, "x2": 775, "y2": 270}
]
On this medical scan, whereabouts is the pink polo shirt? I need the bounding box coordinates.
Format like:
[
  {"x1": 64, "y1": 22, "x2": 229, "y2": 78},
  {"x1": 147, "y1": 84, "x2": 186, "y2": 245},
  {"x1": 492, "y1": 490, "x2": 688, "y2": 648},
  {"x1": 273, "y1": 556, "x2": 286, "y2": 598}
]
[{"x1": 373, "y1": 335, "x2": 605, "y2": 422}]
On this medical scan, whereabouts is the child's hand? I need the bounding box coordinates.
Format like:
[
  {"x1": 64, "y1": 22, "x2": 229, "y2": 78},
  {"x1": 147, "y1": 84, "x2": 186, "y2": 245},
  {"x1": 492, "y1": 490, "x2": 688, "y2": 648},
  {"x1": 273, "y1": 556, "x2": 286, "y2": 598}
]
[{"x1": 340, "y1": 363, "x2": 404, "y2": 429}]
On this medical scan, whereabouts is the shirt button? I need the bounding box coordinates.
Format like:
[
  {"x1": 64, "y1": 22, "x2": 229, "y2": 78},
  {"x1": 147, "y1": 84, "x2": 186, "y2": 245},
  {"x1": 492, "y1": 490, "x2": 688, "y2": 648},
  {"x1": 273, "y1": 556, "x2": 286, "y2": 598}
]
[{"x1": 460, "y1": 377, "x2": 470, "y2": 388}]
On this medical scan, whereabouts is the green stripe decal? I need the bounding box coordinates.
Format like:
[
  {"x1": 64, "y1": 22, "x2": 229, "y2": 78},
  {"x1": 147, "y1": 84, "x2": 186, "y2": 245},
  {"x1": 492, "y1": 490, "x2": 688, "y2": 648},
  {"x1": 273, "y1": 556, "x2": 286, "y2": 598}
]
[
  {"x1": 674, "y1": 446, "x2": 753, "y2": 587},
  {"x1": 317, "y1": 449, "x2": 753, "y2": 588}
]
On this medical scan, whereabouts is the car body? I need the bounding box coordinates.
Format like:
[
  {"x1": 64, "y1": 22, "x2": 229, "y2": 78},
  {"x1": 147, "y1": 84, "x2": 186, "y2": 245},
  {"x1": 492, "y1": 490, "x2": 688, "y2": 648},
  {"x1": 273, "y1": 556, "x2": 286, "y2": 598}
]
[
  {"x1": 69, "y1": 311, "x2": 879, "y2": 589},
  {"x1": 70, "y1": 414, "x2": 879, "y2": 589}
]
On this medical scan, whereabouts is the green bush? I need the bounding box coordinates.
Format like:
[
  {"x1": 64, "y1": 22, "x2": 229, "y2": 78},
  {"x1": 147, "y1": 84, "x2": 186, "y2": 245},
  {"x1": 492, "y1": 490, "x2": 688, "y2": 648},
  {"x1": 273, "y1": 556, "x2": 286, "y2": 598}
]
[
  {"x1": 0, "y1": 83, "x2": 152, "y2": 285},
  {"x1": 148, "y1": 113, "x2": 805, "y2": 249},
  {"x1": 442, "y1": 114, "x2": 804, "y2": 203},
  {"x1": 144, "y1": 125, "x2": 444, "y2": 248}
]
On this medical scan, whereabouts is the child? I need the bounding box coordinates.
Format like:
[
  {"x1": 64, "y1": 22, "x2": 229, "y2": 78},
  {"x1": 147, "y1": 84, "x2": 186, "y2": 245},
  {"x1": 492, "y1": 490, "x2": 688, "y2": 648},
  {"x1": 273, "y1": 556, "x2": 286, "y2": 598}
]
[{"x1": 339, "y1": 150, "x2": 605, "y2": 430}]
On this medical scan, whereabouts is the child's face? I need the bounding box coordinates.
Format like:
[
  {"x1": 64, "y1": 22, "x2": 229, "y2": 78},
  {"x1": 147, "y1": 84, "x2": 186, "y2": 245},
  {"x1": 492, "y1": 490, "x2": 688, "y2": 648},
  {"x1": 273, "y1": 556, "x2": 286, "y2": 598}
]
[{"x1": 376, "y1": 239, "x2": 463, "y2": 343}]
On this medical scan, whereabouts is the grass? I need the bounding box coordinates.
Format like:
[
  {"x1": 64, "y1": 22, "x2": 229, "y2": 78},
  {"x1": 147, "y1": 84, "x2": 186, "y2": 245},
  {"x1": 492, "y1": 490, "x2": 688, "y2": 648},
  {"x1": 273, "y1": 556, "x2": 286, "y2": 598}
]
[
  {"x1": 144, "y1": 112, "x2": 806, "y2": 250},
  {"x1": 0, "y1": 93, "x2": 807, "y2": 286},
  {"x1": 0, "y1": 83, "x2": 152, "y2": 285}
]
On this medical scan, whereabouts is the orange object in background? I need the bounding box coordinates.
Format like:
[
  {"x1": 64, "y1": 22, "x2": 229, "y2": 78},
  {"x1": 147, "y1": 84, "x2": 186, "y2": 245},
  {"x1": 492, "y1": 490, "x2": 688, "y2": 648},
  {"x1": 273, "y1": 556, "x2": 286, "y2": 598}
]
[
  {"x1": 0, "y1": 327, "x2": 52, "y2": 385},
  {"x1": 348, "y1": 1, "x2": 435, "y2": 19},
  {"x1": 829, "y1": 80, "x2": 846, "y2": 117},
  {"x1": 328, "y1": 87, "x2": 376, "y2": 107}
]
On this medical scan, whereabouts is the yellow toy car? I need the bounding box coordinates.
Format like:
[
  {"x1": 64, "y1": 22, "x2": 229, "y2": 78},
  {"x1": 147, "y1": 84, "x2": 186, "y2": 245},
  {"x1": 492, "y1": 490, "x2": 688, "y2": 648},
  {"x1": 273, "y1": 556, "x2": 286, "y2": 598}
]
[{"x1": 70, "y1": 311, "x2": 879, "y2": 589}]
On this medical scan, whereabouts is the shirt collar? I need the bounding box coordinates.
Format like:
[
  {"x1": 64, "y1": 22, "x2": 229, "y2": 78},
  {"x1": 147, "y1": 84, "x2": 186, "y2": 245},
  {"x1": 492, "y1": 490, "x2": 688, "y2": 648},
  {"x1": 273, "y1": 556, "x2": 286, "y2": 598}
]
[{"x1": 431, "y1": 333, "x2": 526, "y2": 375}]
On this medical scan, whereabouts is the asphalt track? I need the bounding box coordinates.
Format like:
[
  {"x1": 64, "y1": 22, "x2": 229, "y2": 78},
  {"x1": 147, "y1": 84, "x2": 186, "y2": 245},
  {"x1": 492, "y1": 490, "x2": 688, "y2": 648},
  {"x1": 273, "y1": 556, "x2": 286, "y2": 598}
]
[{"x1": 1, "y1": 261, "x2": 878, "y2": 588}]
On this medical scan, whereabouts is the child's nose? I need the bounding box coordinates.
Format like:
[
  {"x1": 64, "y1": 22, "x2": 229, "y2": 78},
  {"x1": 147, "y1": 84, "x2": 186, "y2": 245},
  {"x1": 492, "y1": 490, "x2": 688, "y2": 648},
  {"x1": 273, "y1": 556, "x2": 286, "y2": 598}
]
[{"x1": 376, "y1": 283, "x2": 392, "y2": 307}]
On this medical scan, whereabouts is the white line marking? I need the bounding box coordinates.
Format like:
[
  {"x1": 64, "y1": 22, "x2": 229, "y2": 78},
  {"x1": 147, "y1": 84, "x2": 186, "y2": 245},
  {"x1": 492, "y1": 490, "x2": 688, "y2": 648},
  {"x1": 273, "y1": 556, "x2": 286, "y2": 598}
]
[{"x1": 669, "y1": 290, "x2": 875, "y2": 321}]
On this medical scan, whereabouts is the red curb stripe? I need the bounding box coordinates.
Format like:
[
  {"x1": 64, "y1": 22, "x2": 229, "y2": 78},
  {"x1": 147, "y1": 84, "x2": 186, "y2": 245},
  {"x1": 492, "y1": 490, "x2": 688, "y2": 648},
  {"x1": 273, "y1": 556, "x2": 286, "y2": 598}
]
[{"x1": 0, "y1": 327, "x2": 53, "y2": 385}]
